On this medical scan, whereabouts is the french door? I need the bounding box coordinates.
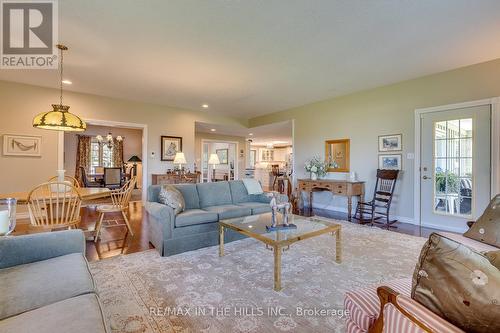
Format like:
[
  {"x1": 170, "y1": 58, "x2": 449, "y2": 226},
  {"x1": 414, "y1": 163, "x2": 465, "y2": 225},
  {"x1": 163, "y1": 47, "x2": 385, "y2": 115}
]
[{"x1": 420, "y1": 105, "x2": 491, "y2": 231}]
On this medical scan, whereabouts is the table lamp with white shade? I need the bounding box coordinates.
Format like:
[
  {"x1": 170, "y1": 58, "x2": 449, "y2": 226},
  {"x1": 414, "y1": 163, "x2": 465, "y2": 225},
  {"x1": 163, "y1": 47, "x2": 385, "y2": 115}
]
[
  {"x1": 208, "y1": 153, "x2": 220, "y2": 182},
  {"x1": 173, "y1": 152, "x2": 187, "y2": 173}
]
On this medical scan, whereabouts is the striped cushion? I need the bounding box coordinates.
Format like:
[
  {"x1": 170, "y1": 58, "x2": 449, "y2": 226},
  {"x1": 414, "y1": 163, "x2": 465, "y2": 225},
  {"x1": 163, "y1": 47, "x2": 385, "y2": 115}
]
[
  {"x1": 396, "y1": 295, "x2": 464, "y2": 333},
  {"x1": 383, "y1": 303, "x2": 425, "y2": 333},
  {"x1": 345, "y1": 319, "x2": 365, "y2": 333},
  {"x1": 344, "y1": 278, "x2": 411, "y2": 331}
]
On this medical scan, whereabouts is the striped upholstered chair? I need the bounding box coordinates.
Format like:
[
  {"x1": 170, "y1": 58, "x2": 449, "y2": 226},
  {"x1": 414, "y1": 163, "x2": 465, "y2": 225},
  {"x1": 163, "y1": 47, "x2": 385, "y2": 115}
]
[
  {"x1": 344, "y1": 231, "x2": 497, "y2": 333},
  {"x1": 344, "y1": 278, "x2": 464, "y2": 333}
]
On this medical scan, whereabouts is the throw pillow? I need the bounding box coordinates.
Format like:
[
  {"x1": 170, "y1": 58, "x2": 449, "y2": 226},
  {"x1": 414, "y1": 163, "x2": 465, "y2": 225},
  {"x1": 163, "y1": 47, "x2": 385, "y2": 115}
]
[
  {"x1": 463, "y1": 194, "x2": 500, "y2": 248},
  {"x1": 485, "y1": 250, "x2": 500, "y2": 270},
  {"x1": 242, "y1": 178, "x2": 264, "y2": 195},
  {"x1": 158, "y1": 185, "x2": 185, "y2": 215},
  {"x1": 411, "y1": 233, "x2": 500, "y2": 333}
]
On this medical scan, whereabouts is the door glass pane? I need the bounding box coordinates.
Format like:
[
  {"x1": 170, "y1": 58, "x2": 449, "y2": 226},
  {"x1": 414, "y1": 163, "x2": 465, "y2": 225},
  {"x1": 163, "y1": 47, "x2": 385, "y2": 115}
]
[
  {"x1": 460, "y1": 138, "x2": 472, "y2": 157},
  {"x1": 435, "y1": 121, "x2": 447, "y2": 139},
  {"x1": 446, "y1": 139, "x2": 460, "y2": 158},
  {"x1": 435, "y1": 140, "x2": 446, "y2": 158},
  {"x1": 433, "y1": 118, "x2": 473, "y2": 217},
  {"x1": 447, "y1": 120, "x2": 460, "y2": 139}
]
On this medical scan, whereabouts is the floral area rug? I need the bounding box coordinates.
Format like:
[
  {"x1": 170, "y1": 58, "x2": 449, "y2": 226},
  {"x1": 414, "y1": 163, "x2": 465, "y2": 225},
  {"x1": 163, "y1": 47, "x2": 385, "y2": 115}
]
[{"x1": 89, "y1": 219, "x2": 426, "y2": 333}]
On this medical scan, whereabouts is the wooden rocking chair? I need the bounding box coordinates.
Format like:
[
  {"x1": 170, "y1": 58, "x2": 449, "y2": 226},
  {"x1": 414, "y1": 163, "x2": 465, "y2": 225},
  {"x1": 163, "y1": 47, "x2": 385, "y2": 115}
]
[{"x1": 355, "y1": 169, "x2": 399, "y2": 227}]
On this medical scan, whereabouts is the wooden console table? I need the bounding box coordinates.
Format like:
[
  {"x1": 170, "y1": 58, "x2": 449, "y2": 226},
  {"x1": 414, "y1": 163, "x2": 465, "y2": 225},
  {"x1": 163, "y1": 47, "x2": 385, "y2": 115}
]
[
  {"x1": 298, "y1": 179, "x2": 365, "y2": 221},
  {"x1": 152, "y1": 173, "x2": 200, "y2": 185}
]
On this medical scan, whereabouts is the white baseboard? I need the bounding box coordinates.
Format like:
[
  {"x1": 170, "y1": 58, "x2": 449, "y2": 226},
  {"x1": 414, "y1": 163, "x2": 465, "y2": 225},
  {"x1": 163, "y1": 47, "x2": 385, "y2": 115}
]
[{"x1": 311, "y1": 204, "x2": 466, "y2": 233}]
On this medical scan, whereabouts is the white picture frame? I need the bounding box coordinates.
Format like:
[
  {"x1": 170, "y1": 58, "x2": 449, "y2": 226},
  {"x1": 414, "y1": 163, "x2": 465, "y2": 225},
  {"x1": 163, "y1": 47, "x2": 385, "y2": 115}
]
[
  {"x1": 378, "y1": 134, "x2": 402, "y2": 152},
  {"x1": 379, "y1": 154, "x2": 402, "y2": 170},
  {"x1": 2, "y1": 134, "x2": 42, "y2": 157}
]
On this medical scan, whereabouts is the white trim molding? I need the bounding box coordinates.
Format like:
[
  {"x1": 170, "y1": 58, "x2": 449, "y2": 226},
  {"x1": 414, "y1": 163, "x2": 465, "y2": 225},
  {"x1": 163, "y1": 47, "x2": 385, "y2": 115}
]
[
  {"x1": 414, "y1": 97, "x2": 500, "y2": 230},
  {"x1": 200, "y1": 139, "x2": 240, "y2": 183},
  {"x1": 57, "y1": 118, "x2": 149, "y2": 203}
]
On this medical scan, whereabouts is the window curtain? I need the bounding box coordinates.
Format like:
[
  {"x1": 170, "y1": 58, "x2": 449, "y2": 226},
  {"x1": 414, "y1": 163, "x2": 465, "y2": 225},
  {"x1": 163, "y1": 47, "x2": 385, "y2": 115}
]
[
  {"x1": 75, "y1": 135, "x2": 91, "y2": 185},
  {"x1": 113, "y1": 138, "x2": 124, "y2": 168}
]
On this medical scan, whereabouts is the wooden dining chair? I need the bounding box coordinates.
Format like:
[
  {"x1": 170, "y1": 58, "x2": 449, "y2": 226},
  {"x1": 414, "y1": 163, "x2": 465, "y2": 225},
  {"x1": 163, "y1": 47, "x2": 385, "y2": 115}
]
[
  {"x1": 27, "y1": 182, "x2": 82, "y2": 231},
  {"x1": 48, "y1": 175, "x2": 80, "y2": 188},
  {"x1": 355, "y1": 169, "x2": 399, "y2": 228},
  {"x1": 271, "y1": 164, "x2": 285, "y2": 192},
  {"x1": 103, "y1": 167, "x2": 122, "y2": 189},
  {"x1": 94, "y1": 177, "x2": 136, "y2": 242}
]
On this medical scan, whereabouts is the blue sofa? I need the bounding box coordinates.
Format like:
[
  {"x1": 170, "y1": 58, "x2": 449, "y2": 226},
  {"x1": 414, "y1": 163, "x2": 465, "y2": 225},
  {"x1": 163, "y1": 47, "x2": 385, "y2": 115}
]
[
  {"x1": 0, "y1": 230, "x2": 109, "y2": 333},
  {"x1": 145, "y1": 180, "x2": 280, "y2": 256}
]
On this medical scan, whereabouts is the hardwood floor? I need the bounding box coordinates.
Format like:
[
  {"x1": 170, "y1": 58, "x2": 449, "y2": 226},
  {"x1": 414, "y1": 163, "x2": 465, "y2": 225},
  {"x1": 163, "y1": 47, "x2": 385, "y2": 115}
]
[
  {"x1": 15, "y1": 204, "x2": 443, "y2": 262},
  {"x1": 305, "y1": 208, "x2": 446, "y2": 238},
  {"x1": 15, "y1": 201, "x2": 153, "y2": 262}
]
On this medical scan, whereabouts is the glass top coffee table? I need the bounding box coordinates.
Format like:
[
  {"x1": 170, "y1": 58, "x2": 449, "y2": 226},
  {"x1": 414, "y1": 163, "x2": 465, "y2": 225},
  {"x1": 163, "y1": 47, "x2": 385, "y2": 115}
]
[{"x1": 218, "y1": 212, "x2": 342, "y2": 291}]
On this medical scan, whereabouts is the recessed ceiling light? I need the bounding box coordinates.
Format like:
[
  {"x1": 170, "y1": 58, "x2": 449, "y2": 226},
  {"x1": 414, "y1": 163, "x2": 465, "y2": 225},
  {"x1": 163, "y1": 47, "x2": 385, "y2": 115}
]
[
  {"x1": 248, "y1": 133, "x2": 253, "y2": 136},
  {"x1": 210, "y1": 128, "x2": 216, "y2": 132},
  {"x1": 202, "y1": 104, "x2": 209, "y2": 108},
  {"x1": 62, "y1": 80, "x2": 72, "y2": 85}
]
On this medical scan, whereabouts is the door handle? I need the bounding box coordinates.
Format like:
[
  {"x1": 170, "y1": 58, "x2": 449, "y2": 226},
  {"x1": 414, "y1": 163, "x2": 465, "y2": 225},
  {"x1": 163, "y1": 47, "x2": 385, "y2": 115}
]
[{"x1": 422, "y1": 175, "x2": 430, "y2": 180}]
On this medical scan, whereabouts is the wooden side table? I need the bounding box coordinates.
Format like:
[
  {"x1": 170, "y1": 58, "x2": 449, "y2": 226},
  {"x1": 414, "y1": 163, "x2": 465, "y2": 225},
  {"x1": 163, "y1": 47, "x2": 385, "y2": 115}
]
[{"x1": 297, "y1": 179, "x2": 365, "y2": 220}]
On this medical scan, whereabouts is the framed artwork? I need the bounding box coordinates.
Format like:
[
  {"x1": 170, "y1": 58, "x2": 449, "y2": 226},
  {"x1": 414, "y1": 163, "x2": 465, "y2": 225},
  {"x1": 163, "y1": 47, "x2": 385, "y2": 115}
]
[
  {"x1": 216, "y1": 148, "x2": 228, "y2": 164},
  {"x1": 161, "y1": 136, "x2": 182, "y2": 161},
  {"x1": 325, "y1": 139, "x2": 350, "y2": 172},
  {"x1": 2, "y1": 134, "x2": 42, "y2": 157},
  {"x1": 378, "y1": 134, "x2": 402, "y2": 152},
  {"x1": 379, "y1": 154, "x2": 402, "y2": 170}
]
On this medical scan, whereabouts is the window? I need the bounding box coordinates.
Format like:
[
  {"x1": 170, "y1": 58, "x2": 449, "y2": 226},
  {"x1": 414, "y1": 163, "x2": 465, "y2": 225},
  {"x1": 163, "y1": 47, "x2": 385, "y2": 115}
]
[
  {"x1": 90, "y1": 137, "x2": 114, "y2": 173},
  {"x1": 434, "y1": 118, "x2": 473, "y2": 217}
]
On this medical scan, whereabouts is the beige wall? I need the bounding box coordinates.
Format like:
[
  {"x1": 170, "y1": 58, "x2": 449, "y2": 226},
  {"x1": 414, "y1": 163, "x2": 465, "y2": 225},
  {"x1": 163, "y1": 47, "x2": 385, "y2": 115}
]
[
  {"x1": 0, "y1": 80, "x2": 246, "y2": 194},
  {"x1": 249, "y1": 58, "x2": 500, "y2": 223},
  {"x1": 194, "y1": 132, "x2": 247, "y2": 180}
]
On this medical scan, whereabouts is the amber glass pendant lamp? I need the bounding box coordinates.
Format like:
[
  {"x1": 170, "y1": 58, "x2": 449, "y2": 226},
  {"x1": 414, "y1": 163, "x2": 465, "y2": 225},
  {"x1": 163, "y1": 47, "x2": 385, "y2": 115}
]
[{"x1": 33, "y1": 44, "x2": 86, "y2": 132}]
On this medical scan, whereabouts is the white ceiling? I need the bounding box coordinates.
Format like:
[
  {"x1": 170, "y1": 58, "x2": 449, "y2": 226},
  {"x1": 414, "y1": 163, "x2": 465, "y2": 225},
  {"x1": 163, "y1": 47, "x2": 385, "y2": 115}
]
[
  {"x1": 196, "y1": 120, "x2": 292, "y2": 146},
  {"x1": 2, "y1": 1, "x2": 500, "y2": 119}
]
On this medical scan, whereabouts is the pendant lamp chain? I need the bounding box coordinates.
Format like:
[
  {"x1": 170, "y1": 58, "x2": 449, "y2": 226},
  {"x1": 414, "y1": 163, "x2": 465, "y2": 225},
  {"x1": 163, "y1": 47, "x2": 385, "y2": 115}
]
[{"x1": 57, "y1": 44, "x2": 68, "y2": 106}]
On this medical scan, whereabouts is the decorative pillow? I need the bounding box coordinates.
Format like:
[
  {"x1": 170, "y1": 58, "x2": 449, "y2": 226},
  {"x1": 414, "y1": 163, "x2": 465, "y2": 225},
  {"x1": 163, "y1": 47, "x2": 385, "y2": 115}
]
[
  {"x1": 463, "y1": 194, "x2": 500, "y2": 248},
  {"x1": 158, "y1": 185, "x2": 185, "y2": 215},
  {"x1": 242, "y1": 178, "x2": 263, "y2": 195},
  {"x1": 485, "y1": 250, "x2": 500, "y2": 270},
  {"x1": 411, "y1": 233, "x2": 500, "y2": 333}
]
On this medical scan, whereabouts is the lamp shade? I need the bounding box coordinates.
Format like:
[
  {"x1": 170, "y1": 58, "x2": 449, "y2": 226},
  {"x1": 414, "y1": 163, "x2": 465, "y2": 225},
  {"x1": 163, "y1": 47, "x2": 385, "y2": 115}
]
[
  {"x1": 208, "y1": 153, "x2": 220, "y2": 165},
  {"x1": 173, "y1": 152, "x2": 187, "y2": 164},
  {"x1": 33, "y1": 104, "x2": 86, "y2": 132},
  {"x1": 127, "y1": 155, "x2": 142, "y2": 163}
]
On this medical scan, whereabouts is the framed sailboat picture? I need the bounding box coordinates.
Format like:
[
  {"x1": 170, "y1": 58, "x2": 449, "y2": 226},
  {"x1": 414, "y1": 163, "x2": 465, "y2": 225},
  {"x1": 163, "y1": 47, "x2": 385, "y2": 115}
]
[{"x1": 2, "y1": 134, "x2": 42, "y2": 157}]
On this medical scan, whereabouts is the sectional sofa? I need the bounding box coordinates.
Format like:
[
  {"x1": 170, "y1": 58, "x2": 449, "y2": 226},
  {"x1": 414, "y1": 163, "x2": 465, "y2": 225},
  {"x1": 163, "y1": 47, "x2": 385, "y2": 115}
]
[
  {"x1": 145, "y1": 180, "x2": 283, "y2": 256},
  {"x1": 0, "y1": 230, "x2": 108, "y2": 333}
]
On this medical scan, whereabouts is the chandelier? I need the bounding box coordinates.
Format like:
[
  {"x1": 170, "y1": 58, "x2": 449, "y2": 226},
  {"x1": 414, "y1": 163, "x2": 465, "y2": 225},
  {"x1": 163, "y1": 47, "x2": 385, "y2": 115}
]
[
  {"x1": 96, "y1": 133, "x2": 122, "y2": 149},
  {"x1": 33, "y1": 44, "x2": 86, "y2": 131}
]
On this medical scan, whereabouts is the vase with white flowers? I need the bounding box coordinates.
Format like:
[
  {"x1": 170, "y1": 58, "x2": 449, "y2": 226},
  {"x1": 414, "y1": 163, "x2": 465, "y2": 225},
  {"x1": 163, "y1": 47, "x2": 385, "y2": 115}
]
[{"x1": 305, "y1": 157, "x2": 327, "y2": 180}]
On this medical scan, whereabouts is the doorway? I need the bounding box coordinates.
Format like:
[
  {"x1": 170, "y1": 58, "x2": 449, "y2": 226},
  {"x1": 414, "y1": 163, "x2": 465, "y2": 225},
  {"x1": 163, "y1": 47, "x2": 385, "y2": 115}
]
[
  {"x1": 201, "y1": 140, "x2": 238, "y2": 182},
  {"x1": 59, "y1": 119, "x2": 148, "y2": 203},
  {"x1": 415, "y1": 99, "x2": 500, "y2": 232}
]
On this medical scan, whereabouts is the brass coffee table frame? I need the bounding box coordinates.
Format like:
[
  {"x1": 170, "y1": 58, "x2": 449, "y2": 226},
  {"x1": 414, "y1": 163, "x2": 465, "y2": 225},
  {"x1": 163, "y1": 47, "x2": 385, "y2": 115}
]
[{"x1": 218, "y1": 215, "x2": 342, "y2": 291}]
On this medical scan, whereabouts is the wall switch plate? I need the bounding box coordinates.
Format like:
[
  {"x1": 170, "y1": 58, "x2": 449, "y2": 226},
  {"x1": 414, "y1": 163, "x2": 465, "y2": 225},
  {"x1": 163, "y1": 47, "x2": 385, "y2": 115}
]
[{"x1": 407, "y1": 153, "x2": 415, "y2": 160}]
